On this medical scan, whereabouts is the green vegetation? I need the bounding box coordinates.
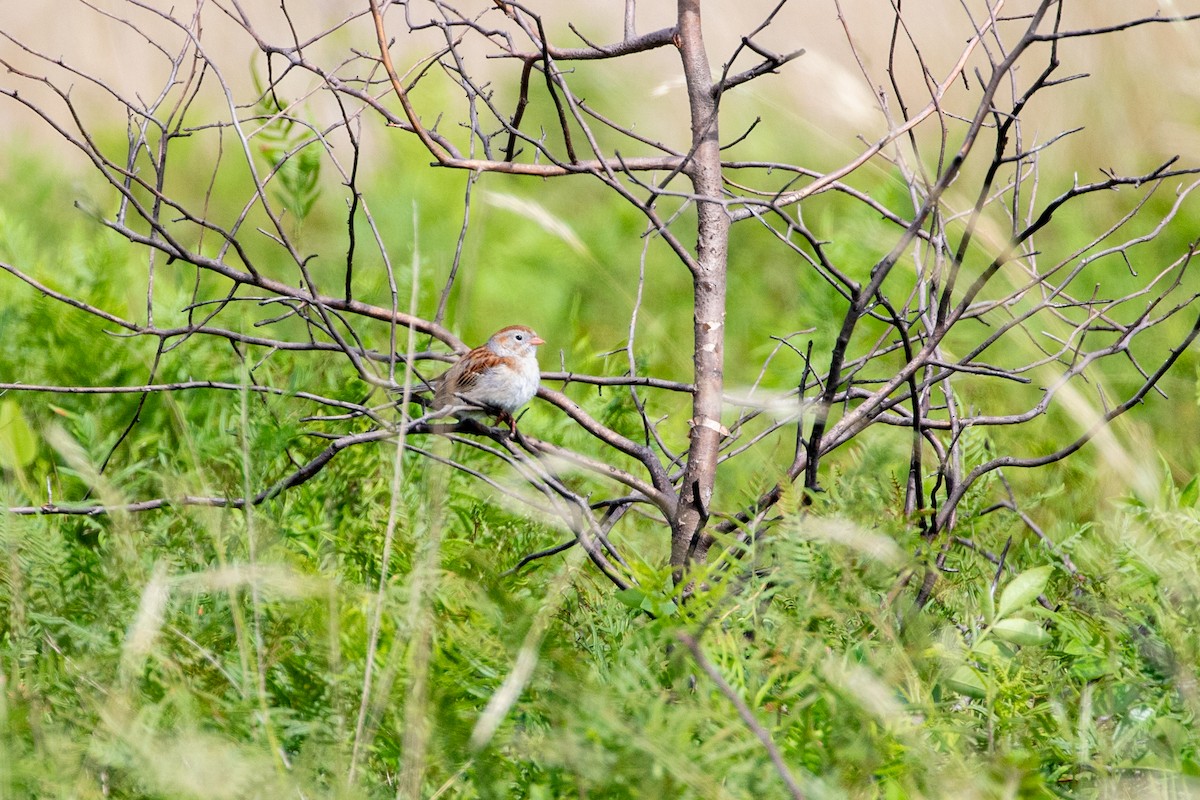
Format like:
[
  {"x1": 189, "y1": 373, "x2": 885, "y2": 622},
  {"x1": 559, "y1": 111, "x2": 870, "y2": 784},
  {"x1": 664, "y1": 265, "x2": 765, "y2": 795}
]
[{"x1": 2, "y1": 123, "x2": 1200, "y2": 800}]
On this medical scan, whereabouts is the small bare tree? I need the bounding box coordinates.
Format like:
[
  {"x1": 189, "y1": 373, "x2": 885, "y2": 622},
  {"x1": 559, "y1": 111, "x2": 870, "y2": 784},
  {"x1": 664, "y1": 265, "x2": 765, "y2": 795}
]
[{"x1": 3, "y1": 0, "x2": 1200, "y2": 603}]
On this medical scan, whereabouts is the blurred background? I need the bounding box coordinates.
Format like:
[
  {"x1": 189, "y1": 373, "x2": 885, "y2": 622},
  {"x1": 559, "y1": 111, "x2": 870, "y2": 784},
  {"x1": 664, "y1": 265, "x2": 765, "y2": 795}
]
[
  {"x1": 7, "y1": 0, "x2": 1197, "y2": 497},
  {"x1": 3, "y1": 3, "x2": 1200, "y2": 797}
]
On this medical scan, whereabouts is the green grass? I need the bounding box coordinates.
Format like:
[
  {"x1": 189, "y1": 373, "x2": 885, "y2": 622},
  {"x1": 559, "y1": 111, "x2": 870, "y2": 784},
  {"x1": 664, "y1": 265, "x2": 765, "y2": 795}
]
[
  {"x1": 3, "y1": 423, "x2": 1200, "y2": 798},
  {"x1": 2, "y1": 126, "x2": 1200, "y2": 799}
]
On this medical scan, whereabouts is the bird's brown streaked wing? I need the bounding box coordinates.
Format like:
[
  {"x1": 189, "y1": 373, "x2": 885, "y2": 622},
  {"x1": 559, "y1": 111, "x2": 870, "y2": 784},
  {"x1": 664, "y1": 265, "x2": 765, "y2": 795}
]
[{"x1": 436, "y1": 344, "x2": 486, "y2": 406}]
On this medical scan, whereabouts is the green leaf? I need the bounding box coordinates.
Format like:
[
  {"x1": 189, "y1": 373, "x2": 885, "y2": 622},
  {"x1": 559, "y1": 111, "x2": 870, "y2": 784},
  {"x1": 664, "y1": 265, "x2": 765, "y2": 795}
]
[
  {"x1": 991, "y1": 617, "x2": 1051, "y2": 647},
  {"x1": 614, "y1": 588, "x2": 646, "y2": 610},
  {"x1": 944, "y1": 665, "x2": 988, "y2": 699},
  {"x1": 0, "y1": 399, "x2": 37, "y2": 470},
  {"x1": 1070, "y1": 656, "x2": 1113, "y2": 682},
  {"x1": 982, "y1": 583, "x2": 996, "y2": 624},
  {"x1": 645, "y1": 597, "x2": 678, "y2": 617},
  {"x1": 616, "y1": 587, "x2": 677, "y2": 617},
  {"x1": 1180, "y1": 475, "x2": 1199, "y2": 508},
  {"x1": 973, "y1": 638, "x2": 1015, "y2": 660},
  {"x1": 997, "y1": 565, "x2": 1053, "y2": 620}
]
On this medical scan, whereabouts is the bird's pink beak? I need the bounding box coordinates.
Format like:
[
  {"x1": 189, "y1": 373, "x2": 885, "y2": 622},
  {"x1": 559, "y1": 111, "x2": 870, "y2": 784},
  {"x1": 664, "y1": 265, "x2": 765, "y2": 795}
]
[{"x1": 531, "y1": 336, "x2": 546, "y2": 346}]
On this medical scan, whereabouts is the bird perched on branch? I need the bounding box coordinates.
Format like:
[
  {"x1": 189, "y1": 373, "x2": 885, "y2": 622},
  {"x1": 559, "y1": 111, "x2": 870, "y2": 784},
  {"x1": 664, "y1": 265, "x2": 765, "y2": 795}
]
[{"x1": 434, "y1": 325, "x2": 544, "y2": 433}]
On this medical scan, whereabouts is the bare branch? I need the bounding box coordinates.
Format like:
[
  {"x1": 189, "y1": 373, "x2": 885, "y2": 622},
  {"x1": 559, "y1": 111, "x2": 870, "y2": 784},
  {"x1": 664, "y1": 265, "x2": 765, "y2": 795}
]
[{"x1": 677, "y1": 632, "x2": 807, "y2": 800}]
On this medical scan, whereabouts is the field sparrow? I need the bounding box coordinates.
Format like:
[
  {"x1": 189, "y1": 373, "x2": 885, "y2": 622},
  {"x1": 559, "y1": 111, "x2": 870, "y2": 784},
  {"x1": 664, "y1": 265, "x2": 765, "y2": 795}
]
[{"x1": 434, "y1": 325, "x2": 545, "y2": 432}]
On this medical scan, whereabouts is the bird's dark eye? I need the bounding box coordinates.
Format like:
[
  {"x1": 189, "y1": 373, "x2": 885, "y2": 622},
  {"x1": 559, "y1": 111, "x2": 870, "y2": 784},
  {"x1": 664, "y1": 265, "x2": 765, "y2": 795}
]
[{"x1": 515, "y1": 333, "x2": 524, "y2": 340}]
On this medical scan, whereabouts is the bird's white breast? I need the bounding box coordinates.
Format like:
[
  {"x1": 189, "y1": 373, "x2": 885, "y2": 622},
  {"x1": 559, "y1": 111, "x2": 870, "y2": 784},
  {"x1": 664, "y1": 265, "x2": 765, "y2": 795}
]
[{"x1": 473, "y1": 355, "x2": 540, "y2": 413}]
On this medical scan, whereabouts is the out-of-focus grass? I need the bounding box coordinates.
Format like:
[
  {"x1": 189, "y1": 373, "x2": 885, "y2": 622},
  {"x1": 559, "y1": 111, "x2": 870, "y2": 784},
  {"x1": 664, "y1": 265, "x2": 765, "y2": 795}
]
[
  {"x1": 4, "y1": 404, "x2": 1200, "y2": 797},
  {"x1": 3, "y1": 127, "x2": 1200, "y2": 796},
  {"x1": 3, "y1": 4, "x2": 1200, "y2": 797}
]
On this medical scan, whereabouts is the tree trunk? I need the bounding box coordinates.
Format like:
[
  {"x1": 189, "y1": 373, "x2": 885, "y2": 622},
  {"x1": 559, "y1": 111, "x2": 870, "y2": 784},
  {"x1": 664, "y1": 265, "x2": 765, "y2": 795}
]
[{"x1": 670, "y1": 0, "x2": 729, "y2": 571}]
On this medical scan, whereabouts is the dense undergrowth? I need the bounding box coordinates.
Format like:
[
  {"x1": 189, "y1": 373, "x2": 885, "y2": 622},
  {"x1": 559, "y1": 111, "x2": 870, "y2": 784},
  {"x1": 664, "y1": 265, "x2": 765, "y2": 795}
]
[
  {"x1": 3, "y1": 418, "x2": 1200, "y2": 798},
  {"x1": 2, "y1": 148, "x2": 1200, "y2": 798}
]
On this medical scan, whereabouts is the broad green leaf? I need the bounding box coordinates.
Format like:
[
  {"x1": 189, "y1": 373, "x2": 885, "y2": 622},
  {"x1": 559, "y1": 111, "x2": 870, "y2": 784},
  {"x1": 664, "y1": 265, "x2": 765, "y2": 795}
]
[
  {"x1": 645, "y1": 597, "x2": 678, "y2": 617},
  {"x1": 982, "y1": 584, "x2": 996, "y2": 624},
  {"x1": 617, "y1": 587, "x2": 678, "y2": 617},
  {"x1": 1181, "y1": 476, "x2": 1199, "y2": 508},
  {"x1": 972, "y1": 638, "x2": 1016, "y2": 660},
  {"x1": 997, "y1": 565, "x2": 1052, "y2": 620},
  {"x1": 614, "y1": 588, "x2": 646, "y2": 610},
  {"x1": 1070, "y1": 656, "x2": 1113, "y2": 682},
  {"x1": 944, "y1": 665, "x2": 988, "y2": 699},
  {"x1": 0, "y1": 399, "x2": 37, "y2": 470},
  {"x1": 991, "y1": 617, "x2": 1051, "y2": 647}
]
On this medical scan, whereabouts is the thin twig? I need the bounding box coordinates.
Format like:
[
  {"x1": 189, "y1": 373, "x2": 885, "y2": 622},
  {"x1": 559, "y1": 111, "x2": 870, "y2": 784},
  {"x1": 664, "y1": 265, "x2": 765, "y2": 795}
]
[{"x1": 676, "y1": 632, "x2": 807, "y2": 800}]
